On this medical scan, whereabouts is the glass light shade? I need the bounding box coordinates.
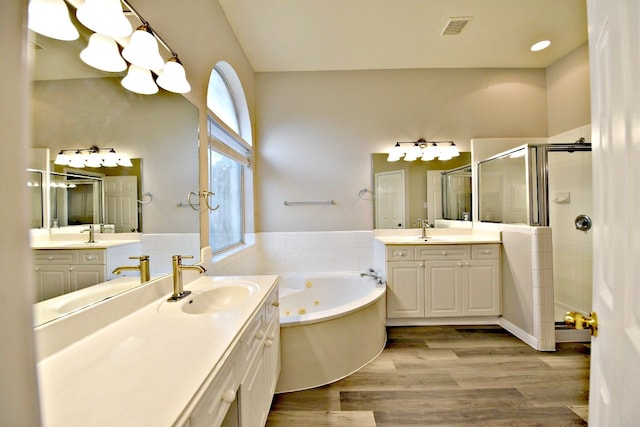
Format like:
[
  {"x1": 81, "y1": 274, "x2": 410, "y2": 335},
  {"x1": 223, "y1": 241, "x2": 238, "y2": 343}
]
[
  {"x1": 157, "y1": 59, "x2": 191, "y2": 93},
  {"x1": 404, "y1": 143, "x2": 422, "y2": 161},
  {"x1": 421, "y1": 152, "x2": 436, "y2": 161},
  {"x1": 121, "y1": 65, "x2": 159, "y2": 95},
  {"x1": 80, "y1": 33, "x2": 127, "y2": 72},
  {"x1": 76, "y1": 0, "x2": 132, "y2": 39},
  {"x1": 424, "y1": 142, "x2": 440, "y2": 159},
  {"x1": 118, "y1": 155, "x2": 133, "y2": 167},
  {"x1": 69, "y1": 152, "x2": 86, "y2": 168},
  {"x1": 28, "y1": 0, "x2": 79, "y2": 41},
  {"x1": 387, "y1": 153, "x2": 401, "y2": 162},
  {"x1": 447, "y1": 142, "x2": 460, "y2": 158},
  {"x1": 102, "y1": 149, "x2": 119, "y2": 167},
  {"x1": 122, "y1": 28, "x2": 165, "y2": 71},
  {"x1": 54, "y1": 152, "x2": 70, "y2": 165},
  {"x1": 85, "y1": 152, "x2": 102, "y2": 168}
]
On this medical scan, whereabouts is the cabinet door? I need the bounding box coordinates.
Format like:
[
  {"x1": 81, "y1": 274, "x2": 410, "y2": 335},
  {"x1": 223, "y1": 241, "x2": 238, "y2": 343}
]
[
  {"x1": 386, "y1": 261, "x2": 424, "y2": 318},
  {"x1": 424, "y1": 261, "x2": 463, "y2": 317},
  {"x1": 463, "y1": 260, "x2": 500, "y2": 316},
  {"x1": 71, "y1": 265, "x2": 105, "y2": 292},
  {"x1": 34, "y1": 265, "x2": 72, "y2": 301}
]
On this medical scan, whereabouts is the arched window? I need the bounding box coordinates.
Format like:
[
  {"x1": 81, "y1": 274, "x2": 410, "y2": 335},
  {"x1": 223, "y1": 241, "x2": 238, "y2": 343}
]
[{"x1": 207, "y1": 62, "x2": 252, "y2": 254}]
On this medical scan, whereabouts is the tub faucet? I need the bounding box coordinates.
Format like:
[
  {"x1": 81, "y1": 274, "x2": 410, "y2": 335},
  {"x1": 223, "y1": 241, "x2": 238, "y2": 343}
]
[
  {"x1": 361, "y1": 268, "x2": 384, "y2": 286},
  {"x1": 112, "y1": 255, "x2": 151, "y2": 283},
  {"x1": 81, "y1": 224, "x2": 95, "y2": 243},
  {"x1": 168, "y1": 255, "x2": 206, "y2": 302}
]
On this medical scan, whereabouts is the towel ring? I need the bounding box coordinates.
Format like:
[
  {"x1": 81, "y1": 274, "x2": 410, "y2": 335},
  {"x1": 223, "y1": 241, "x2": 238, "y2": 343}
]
[
  {"x1": 202, "y1": 190, "x2": 220, "y2": 211},
  {"x1": 137, "y1": 192, "x2": 153, "y2": 204},
  {"x1": 186, "y1": 191, "x2": 200, "y2": 211}
]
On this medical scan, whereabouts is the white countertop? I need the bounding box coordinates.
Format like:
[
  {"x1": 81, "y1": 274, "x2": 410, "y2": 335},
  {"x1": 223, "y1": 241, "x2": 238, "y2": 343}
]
[
  {"x1": 32, "y1": 240, "x2": 140, "y2": 250},
  {"x1": 375, "y1": 233, "x2": 501, "y2": 245},
  {"x1": 37, "y1": 274, "x2": 279, "y2": 427}
]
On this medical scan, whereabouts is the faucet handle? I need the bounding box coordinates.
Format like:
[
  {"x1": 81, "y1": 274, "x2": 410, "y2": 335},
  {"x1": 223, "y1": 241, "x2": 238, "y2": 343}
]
[{"x1": 129, "y1": 255, "x2": 150, "y2": 261}]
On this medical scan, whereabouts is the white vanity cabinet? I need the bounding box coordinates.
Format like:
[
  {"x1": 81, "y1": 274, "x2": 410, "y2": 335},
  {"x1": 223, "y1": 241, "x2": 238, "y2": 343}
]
[
  {"x1": 33, "y1": 249, "x2": 105, "y2": 301},
  {"x1": 386, "y1": 243, "x2": 501, "y2": 320},
  {"x1": 187, "y1": 285, "x2": 280, "y2": 427}
]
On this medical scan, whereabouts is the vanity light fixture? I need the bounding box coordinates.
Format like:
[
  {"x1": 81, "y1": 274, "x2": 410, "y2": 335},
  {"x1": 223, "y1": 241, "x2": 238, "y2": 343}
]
[
  {"x1": 387, "y1": 139, "x2": 460, "y2": 162},
  {"x1": 54, "y1": 146, "x2": 133, "y2": 168},
  {"x1": 28, "y1": 0, "x2": 79, "y2": 41}
]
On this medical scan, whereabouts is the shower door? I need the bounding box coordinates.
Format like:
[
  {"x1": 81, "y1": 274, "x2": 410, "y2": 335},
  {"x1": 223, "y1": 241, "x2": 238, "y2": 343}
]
[{"x1": 546, "y1": 149, "x2": 593, "y2": 323}]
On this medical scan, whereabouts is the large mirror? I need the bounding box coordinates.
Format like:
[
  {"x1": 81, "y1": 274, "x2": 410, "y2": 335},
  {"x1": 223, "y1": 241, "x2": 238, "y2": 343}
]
[
  {"x1": 29, "y1": 20, "x2": 200, "y2": 325},
  {"x1": 371, "y1": 152, "x2": 471, "y2": 228}
]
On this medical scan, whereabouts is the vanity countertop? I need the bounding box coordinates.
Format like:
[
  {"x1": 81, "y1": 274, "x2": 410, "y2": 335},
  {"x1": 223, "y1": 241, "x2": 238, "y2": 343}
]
[
  {"x1": 375, "y1": 231, "x2": 501, "y2": 245},
  {"x1": 32, "y1": 240, "x2": 141, "y2": 250},
  {"x1": 37, "y1": 274, "x2": 279, "y2": 427}
]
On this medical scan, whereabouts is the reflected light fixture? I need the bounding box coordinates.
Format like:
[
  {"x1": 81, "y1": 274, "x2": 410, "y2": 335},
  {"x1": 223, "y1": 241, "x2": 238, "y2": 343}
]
[
  {"x1": 530, "y1": 40, "x2": 551, "y2": 52},
  {"x1": 80, "y1": 33, "x2": 127, "y2": 72},
  {"x1": 76, "y1": 0, "x2": 133, "y2": 39},
  {"x1": 54, "y1": 146, "x2": 133, "y2": 168},
  {"x1": 121, "y1": 64, "x2": 159, "y2": 95},
  {"x1": 387, "y1": 139, "x2": 460, "y2": 162},
  {"x1": 157, "y1": 55, "x2": 192, "y2": 94},
  {"x1": 122, "y1": 24, "x2": 165, "y2": 71},
  {"x1": 28, "y1": 0, "x2": 79, "y2": 41}
]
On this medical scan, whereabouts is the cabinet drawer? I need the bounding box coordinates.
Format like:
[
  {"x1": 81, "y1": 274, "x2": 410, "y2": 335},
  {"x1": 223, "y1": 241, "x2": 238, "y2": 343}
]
[
  {"x1": 265, "y1": 287, "x2": 280, "y2": 322},
  {"x1": 415, "y1": 245, "x2": 470, "y2": 261},
  {"x1": 386, "y1": 246, "x2": 415, "y2": 261},
  {"x1": 78, "y1": 250, "x2": 105, "y2": 265},
  {"x1": 189, "y1": 353, "x2": 239, "y2": 427},
  {"x1": 33, "y1": 250, "x2": 77, "y2": 264},
  {"x1": 471, "y1": 244, "x2": 501, "y2": 260}
]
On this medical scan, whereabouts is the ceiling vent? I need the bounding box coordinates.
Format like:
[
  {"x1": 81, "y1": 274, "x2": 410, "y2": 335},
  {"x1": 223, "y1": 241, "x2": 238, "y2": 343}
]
[{"x1": 441, "y1": 17, "x2": 472, "y2": 36}]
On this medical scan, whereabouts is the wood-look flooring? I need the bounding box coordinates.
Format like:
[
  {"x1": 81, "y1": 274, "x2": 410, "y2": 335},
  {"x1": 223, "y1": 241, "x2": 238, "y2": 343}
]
[{"x1": 267, "y1": 326, "x2": 590, "y2": 426}]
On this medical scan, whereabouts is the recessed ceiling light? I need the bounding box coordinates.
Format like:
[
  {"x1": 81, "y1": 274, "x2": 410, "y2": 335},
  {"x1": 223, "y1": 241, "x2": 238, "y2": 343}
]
[{"x1": 530, "y1": 40, "x2": 551, "y2": 52}]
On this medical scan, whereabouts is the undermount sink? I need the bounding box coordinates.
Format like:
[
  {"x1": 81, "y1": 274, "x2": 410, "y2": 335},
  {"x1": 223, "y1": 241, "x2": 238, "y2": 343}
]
[{"x1": 158, "y1": 280, "x2": 259, "y2": 316}]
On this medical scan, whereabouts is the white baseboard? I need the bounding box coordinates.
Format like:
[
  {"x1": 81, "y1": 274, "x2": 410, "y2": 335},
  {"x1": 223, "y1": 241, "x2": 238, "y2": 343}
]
[
  {"x1": 498, "y1": 317, "x2": 541, "y2": 350},
  {"x1": 386, "y1": 317, "x2": 501, "y2": 327}
]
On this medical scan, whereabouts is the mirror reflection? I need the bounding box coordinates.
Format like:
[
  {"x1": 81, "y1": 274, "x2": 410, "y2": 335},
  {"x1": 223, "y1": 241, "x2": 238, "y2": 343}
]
[
  {"x1": 441, "y1": 165, "x2": 472, "y2": 221},
  {"x1": 371, "y1": 152, "x2": 471, "y2": 228},
  {"x1": 29, "y1": 28, "x2": 200, "y2": 326}
]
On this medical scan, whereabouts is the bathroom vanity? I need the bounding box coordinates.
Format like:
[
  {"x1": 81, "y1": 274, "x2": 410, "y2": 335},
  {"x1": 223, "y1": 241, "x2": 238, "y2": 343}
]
[
  {"x1": 376, "y1": 231, "x2": 502, "y2": 323},
  {"x1": 31, "y1": 240, "x2": 140, "y2": 302},
  {"x1": 36, "y1": 271, "x2": 280, "y2": 427}
]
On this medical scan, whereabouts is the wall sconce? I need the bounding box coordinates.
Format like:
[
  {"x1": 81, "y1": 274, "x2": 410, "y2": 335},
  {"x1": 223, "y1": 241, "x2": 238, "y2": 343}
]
[
  {"x1": 54, "y1": 146, "x2": 133, "y2": 168},
  {"x1": 28, "y1": 0, "x2": 191, "y2": 94},
  {"x1": 387, "y1": 138, "x2": 460, "y2": 162}
]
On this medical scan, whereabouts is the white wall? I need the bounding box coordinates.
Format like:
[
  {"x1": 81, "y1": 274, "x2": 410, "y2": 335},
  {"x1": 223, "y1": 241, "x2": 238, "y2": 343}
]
[
  {"x1": 256, "y1": 68, "x2": 548, "y2": 232},
  {"x1": 1, "y1": 1, "x2": 42, "y2": 425}
]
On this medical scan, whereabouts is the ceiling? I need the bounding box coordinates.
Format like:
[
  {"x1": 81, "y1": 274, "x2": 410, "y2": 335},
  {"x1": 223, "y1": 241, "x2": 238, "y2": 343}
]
[{"x1": 218, "y1": 0, "x2": 588, "y2": 72}]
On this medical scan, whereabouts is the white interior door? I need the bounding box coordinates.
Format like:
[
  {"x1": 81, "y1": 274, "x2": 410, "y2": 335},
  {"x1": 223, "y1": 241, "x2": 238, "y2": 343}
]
[
  {"x1": 104, "y1": 176, "x2": 138, "y2": 232},
  {"x1": 375, "y1": 170, "x2": 405, "y2": 228},
  {"x1": 588, "y1": 0, "x2": 640, "y2": 424}
]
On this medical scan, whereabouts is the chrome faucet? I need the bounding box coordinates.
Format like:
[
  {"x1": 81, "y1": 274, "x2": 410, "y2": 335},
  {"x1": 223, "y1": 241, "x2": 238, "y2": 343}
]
[
  {"x1": 360, "y1": 268, "x2": 384, "y2": 286},
  {"x1": 112, "y1": 255, "x2": 151, "y2": 283},
  {"x1": 416, "y1": 218, "x2": 430, "y2": 238},
  {"x1": 81, "y1": 224, "x2": 95, "y2": 243},
  {"x1": 168, "y1": 255, "x2": 206, "y2": 302}
]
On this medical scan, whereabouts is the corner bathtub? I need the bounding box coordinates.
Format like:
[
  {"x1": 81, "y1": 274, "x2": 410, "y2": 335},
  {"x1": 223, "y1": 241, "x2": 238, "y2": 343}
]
[{"x1": 275, "y1": 272, "x2": 387, "y2": 393}]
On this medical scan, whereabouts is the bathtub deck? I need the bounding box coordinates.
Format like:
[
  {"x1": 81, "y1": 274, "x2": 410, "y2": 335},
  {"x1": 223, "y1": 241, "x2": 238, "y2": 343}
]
[{"x1": 267, "y1": 325, "x2": 589, "y2": 426}]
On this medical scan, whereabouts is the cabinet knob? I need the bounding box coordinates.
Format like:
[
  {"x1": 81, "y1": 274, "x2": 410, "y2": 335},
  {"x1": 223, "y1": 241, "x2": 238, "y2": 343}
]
[
  {"x1": 221, "y1": 389, "x2": 236, "y2": 404},
  {"x1": 457, "y1": 262, "x2": 463, "y2": 267},
  {"x1": 47, "y1": 256, "x2": 54, "y2": 260},
  {"x1": 481, "y1": 250, "x2": 491, "y2": 254},
  {"x1": 87, "y1": 256, "x2": 95, "y2": 260},
  {"x1": 272, "y1": 301, "x2": 280, "y2": 307},
  {"x1": 69, "y1": 267, "x2": 74, "y2": 271},
  {"x1": 255, "y1": 330, "x2": 264, "y2": 340},
  {"x1": 35, "y1": 267, "x2": 40, "y2": 271},
  {"x1": 464, "y1": 262, "x2": 470, "y2": 266},
  {"x1": 441, "y1": 251, "x2": 447, "y2": 256},
  {"x1": 264, "y1": 340, "x2": 273, "y2": 348}
]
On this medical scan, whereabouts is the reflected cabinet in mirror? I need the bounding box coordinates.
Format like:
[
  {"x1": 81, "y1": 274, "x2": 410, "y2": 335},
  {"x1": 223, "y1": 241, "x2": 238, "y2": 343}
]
[
  {"x1": 371, "y1": 152, "x2": 471, "y2": 228},
  {"x1": 29, "y1": 29, "x2": 200, "y2": 326}
]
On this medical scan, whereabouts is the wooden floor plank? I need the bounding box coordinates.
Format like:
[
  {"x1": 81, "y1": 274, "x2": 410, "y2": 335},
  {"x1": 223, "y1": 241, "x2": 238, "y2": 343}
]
[{"x1": 268, "y1": 326, "x2": 590, "y2": 426}]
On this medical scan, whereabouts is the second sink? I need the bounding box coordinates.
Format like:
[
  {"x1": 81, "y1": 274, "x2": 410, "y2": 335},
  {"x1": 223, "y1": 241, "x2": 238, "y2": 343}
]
[{"x1": 183, "y1": 284, "x2": 256, "y2": 314}]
